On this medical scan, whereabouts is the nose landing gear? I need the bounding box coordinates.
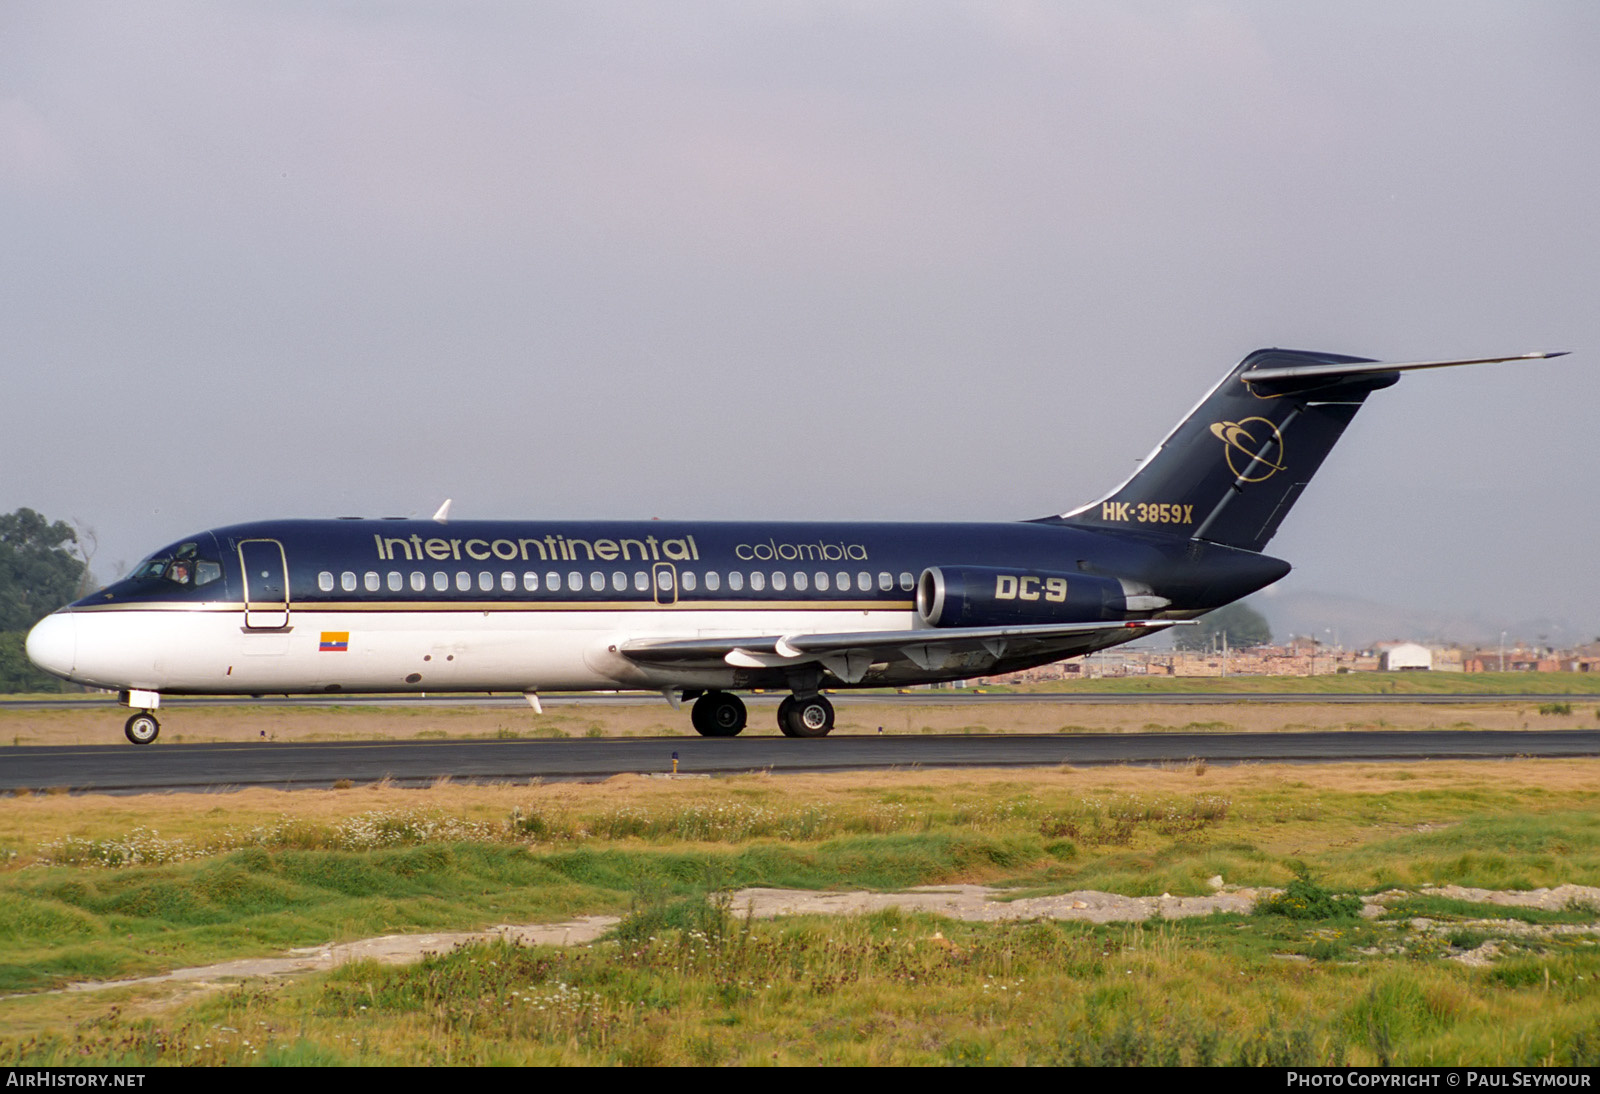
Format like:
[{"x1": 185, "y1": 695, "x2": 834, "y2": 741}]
[{"x1": 124, "y1": 712, "x2": 161, "y2": 745}]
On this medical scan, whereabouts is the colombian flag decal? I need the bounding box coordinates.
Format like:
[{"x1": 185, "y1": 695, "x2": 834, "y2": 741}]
[{"x1": 319, "y1": 631, "x2": 349, "y2": 652}]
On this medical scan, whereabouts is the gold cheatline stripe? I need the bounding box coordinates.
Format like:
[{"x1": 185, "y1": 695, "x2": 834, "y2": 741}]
[{"x1": 72, "y1": 599, "x2": 915, "y2": 614}]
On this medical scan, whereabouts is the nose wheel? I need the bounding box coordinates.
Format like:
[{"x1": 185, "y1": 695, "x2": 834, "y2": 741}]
[
  {"x1": 124, "y1": 712, "x2": 161, "y2": 745},
  {"x1": 690, "y1": 691, "x2": 747, "y2": 737},
  {"x1": 778, "y1": 694, "x2": 834, "y2": 738}
]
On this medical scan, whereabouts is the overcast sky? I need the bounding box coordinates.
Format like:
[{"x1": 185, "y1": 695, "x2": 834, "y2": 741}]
[{"x1": 3, "y1": 2, "x2": 1595, "y2": 643}]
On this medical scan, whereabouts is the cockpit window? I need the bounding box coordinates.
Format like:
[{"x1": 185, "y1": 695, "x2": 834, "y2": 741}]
[
  {"x1": 133, "y1": 541, "x2": 221, "y2": 587},
  {"x1": 131, "y1": 557, "x2": 171, "y2": 580}
]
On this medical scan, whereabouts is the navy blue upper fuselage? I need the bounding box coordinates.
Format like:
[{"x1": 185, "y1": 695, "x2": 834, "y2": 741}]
[{"x1": 74, "y1": 517, "x2": 1290, "y2": 612}]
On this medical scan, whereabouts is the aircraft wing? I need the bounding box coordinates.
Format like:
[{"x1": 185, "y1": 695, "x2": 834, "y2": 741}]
[{"x1": 619, "y1": 619, "x2": 1184, "y2": 683}]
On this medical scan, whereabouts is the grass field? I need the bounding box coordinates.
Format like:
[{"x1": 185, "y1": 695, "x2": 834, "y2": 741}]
[
  {"x1": 3, "y1": 752, "x2": 1600, "y2": 1065},
  {"x1": 4, "y1": 687, "x2": 1599, "y2": 747}
]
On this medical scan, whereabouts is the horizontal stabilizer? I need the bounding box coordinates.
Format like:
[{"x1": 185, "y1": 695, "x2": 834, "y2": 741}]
[{"x1": 1240, "y1": 351, "x2": 1566, "y2": 385}]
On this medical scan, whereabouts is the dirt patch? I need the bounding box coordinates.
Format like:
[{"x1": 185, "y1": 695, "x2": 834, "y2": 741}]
[
  {"x1": 729, "y1": 884, "x2": 1259, "y2": 923},
  {"x1": 33, "y1": 885, "x2": 1256, "y2": 999},
  {"x1": 23, "y1": 880, "x2": 1600, "y2": 1001},
  {"x1": 1418, "y1": 883, "x2": 1600, "y2": 912},
  {"x1": 2, "y1": 917, "x2": 621, "y2": 1003}
]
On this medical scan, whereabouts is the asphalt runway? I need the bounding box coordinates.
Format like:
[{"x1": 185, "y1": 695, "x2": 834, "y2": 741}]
[{"x1": 5, "y1": 729, "x2": 1599, "y2": 794}]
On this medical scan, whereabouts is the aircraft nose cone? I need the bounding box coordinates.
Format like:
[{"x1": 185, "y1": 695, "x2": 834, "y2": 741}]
[{"x1": 25, "y1": 612, "x2": 76, "y2": 680}]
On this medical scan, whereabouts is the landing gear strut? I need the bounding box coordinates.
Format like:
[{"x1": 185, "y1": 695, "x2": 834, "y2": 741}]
[
  {"x1": 777, "y1": 693, "x2": 834, "y2": 738},
  {"x1": 690, "y1": 691, "x2": 747, "y2": 737},
  {"x1": 124, "y1": 712, "x2": 160, "y2": 745}
]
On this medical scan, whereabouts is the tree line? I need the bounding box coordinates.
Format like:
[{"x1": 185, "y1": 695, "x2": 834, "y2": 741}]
[{"x1": 0, "y1": 508, "x2": 89, "y2": 692}]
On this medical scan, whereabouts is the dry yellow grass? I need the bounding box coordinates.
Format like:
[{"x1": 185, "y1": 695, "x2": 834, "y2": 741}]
[
  {"x1": 4, "y1": 757, "x2": 1595, "y2": 862},
  {"x1": 2, "y1": 694, "x2": 1589, "y2": 747}
]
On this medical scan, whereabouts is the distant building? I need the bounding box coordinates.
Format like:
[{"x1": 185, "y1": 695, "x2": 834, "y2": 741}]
[
  {"x1": 1378, "y1": 642, "x2": 1432, "y2": 671},
  {"x1": 978, "y1": 638, "x2": 1585, "y2": 684},
  {"x1": 1451, "y1": 648, "x2": 1563, "y2": 672},
  {"x1": 1561, "y1": 643, "x2": 1600, "y2": 673}
]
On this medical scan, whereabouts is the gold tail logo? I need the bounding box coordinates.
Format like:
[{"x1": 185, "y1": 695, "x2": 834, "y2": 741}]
[{"x1": 1209, "y1": 418, "x2": 1286, "y2": 482}]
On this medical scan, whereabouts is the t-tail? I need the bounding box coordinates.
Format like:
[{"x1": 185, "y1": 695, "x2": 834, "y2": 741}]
[{"x1": 1053, "y1": 348, "x2": 1567, "y2": 554}]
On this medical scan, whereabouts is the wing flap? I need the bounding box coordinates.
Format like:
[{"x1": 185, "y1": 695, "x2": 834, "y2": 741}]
[{"x1": 619, "y1": 619, "x2": 1184, "y2": 672}]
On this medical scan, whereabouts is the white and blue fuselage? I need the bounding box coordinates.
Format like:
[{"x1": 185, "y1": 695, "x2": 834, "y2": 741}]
[{"x1": 27, "y1": 347, "x2": 1562, "y2": 741}]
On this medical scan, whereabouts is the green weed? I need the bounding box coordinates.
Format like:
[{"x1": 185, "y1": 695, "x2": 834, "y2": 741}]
[{"x1": 1256, "y1": 867, "x2": 1362, "y2": 921}]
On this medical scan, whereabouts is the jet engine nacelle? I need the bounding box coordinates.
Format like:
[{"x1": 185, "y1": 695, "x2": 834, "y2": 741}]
[{"x1": 916, "y1": 566, "x2": 1167, "y2": 628}]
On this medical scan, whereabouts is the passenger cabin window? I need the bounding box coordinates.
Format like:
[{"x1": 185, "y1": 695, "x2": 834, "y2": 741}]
[
  {"x1": 318, "y1": 571, "x2": 335, "y2": 592},
  {"x1": 704, "y1": 572, "x2": 720, "y2": 591},
  {"x1": 899, "y1": 572, "x2": 914, "y2": 591},
  {"x1": 878, "y1": 572, "x2": 892, "y2": 592},
  {"x1": 750, "y1": 572, "x2": 765, "y2": 592},
  {"x1": 567, "y1": 572, "x2": 582, "y2": 592},
  {"x1": 502, "y1": 572, "x2": 516, "y2": 592},
  {"x1": 341, "y1": 572, "x2": 357, "y2": 592},
  {"x1": 456, "y1": 571, "x2": 471, "y2": 592},
  {"x1": 611, "y1": 572, "x2": 627, "y2": 592},
  {"x1": 681, "y1": 571, "x2": 697, "y2": 592},
  {"x1": 479, "y1": 572, "x2": 493, "y2": 592},
  {"x1": 794, "y1": 571, "x2": 808, "y2": 592},
  {"x1": 728, "y1": 572, "x2": 744, "y2": 591},
  {"x1": 546, "y1": 571, "x2": 560, "y2": 591},
  {"x1": 771, "y1": 571, "x2": 786, "y2": 592},
  {"x1": 388, "y1": 572, "x2": 403, "y2": 592},
  {"x1": 815, "y1": 572, "x2": 829, "y2": 591},
  {"x1": 433, "y1": 572, "x2": 448, "y2": 592},
  {"x1": 524, "y1": 572, "x2": 539, "y2": 592},
  {"x1": 365, "y1": 572, "x2": 380, "y2": 592},
  {"x1": 410, "y1": 572, "x2": 426, "y2": 592}
]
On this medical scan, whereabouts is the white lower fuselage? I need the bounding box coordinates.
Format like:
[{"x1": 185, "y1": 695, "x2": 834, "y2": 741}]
[{"x1": 41, "y1": 603, "x2": 920, "y2": 695}]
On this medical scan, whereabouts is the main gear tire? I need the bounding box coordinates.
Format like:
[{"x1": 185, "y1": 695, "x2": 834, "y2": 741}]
[
  {"x1": 779, "y1": 694, "x2": 834, "y2": 738},
  {"x1": 690, "y1": 692, "x2": 747, "y2": 737}
]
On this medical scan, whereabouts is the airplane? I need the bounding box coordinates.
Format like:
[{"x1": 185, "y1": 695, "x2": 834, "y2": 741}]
[{"x1": 26, "y1": 347, "x2": 1566, "y2": 744}]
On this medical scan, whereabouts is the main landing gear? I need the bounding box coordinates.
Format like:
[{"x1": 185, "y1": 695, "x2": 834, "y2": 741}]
[
  {"x1": 125, "y1": 712, "x2": 160, "y2": 745},
  {"x1": 777, "y1": 694, "x2": 834, "y2": 738},
  {"x1": 685, "y1": 691, "x2": 837, "y2": 738},
  {"x1": 690, "y1": 691, "x2": 747, "y2": 737}
]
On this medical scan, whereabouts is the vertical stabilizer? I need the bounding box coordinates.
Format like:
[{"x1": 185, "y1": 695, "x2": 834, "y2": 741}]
[
  {"x1": 1055, "y1": 348, "x2": 1396, "y2": 552},
  {"x1": 1053, "y1": 348, "x2": 1563, "y2": 552}
]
